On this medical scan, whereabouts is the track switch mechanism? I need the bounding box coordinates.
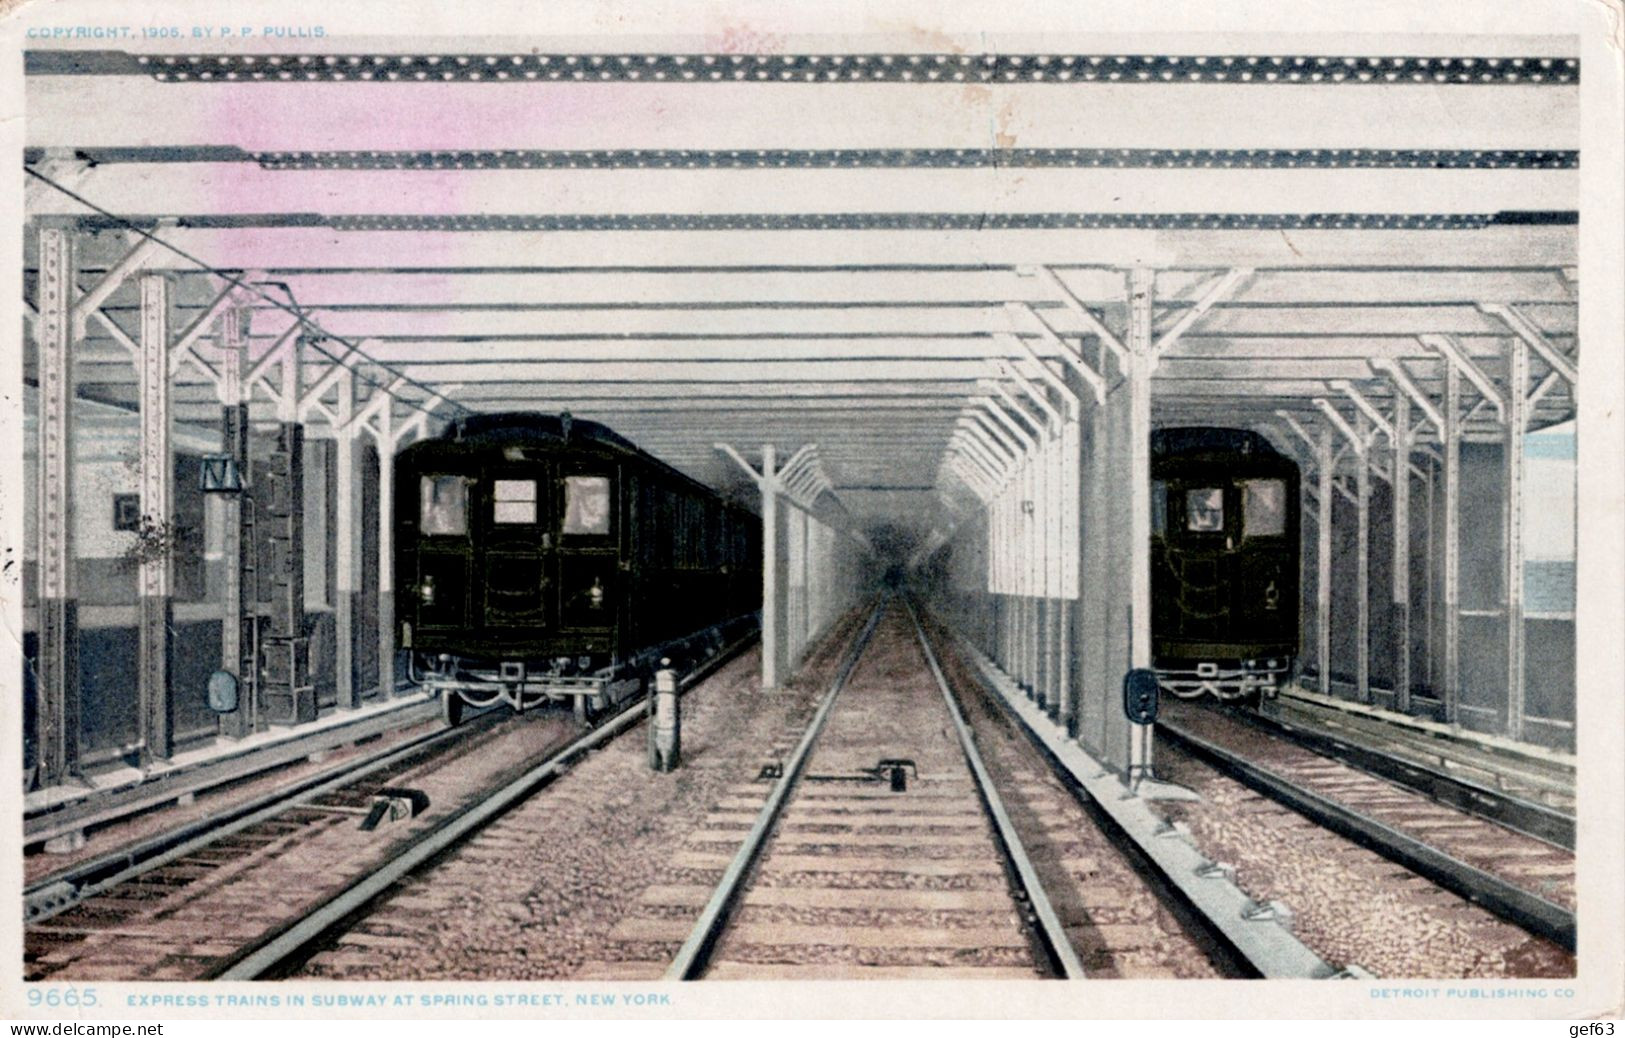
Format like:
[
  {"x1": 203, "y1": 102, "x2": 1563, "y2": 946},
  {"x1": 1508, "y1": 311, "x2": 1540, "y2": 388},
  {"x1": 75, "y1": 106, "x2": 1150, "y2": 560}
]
[
  {"x1": 805, "y1": 758, "x2": 919, "y2": 793},
  {"x1": 359, "y1": 787, "x2": 431, "y2": 831}
]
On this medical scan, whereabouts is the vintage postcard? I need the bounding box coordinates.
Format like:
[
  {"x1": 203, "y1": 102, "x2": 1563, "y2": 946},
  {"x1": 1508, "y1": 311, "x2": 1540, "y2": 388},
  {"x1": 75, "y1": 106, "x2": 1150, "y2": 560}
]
[{"x1": 0, "y1": 0, "x2": 1621, "y2": 1024}]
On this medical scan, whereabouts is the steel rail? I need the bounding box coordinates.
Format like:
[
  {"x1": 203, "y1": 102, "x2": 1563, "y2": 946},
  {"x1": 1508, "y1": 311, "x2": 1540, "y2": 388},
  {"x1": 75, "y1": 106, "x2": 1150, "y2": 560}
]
[
  {"x1": 26, "y1": 696, "x2": 440, "y2": 845},
  {"x1": 664, "y1": 600, "x2": 887, "y2": 980},
  {"x1": 936, "y1": 619, "x2": 1348, "y2": 979},
  {"x1": 1209, "y1": 699, "x2": 1573, "y2": 849},
  {"x1": 25, "y1": 707, "x2": 487, "y2": 923},
  {"x1": 1157, "y1": 718, "x2": 1575, "y2": 953},
  {"x1": 213, "y1": 631, "x2": 755, "y2": 980},
  {"x1": 905, "y1": 601, "x2": 1088, "y2": 979}
]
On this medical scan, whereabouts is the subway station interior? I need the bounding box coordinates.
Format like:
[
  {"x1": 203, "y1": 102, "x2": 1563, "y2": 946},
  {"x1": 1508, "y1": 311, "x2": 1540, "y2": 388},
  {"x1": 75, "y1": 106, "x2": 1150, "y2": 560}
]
[{"x1": 11, "y1": 25, "x2": 1613, "y2": 993}]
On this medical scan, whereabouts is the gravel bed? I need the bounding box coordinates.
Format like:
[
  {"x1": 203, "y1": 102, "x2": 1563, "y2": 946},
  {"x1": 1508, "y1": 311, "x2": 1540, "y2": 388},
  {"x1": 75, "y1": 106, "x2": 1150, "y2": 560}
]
[
  {"x1": 295, "y1": 612, "x2": 868, "y2": 981},
  {"x1": 1152, "y1": 739, "x2": 1575, "y2": 978},
  {"x1": 1162, "y1": 700, "x2": 1575, "y2": 909}
]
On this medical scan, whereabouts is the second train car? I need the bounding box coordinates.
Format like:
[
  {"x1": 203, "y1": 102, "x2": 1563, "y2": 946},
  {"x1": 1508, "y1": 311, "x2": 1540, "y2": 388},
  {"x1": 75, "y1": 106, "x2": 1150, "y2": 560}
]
[{"x1": 1150, "y1": 427, "x2": 1301, "y2": 701}]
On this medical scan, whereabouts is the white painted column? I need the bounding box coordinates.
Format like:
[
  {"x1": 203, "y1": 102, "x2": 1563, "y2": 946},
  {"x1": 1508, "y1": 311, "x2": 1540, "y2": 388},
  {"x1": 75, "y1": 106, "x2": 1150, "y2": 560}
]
[
  {"x1": 1504, "y1": 337, "x2": 1528, "y2": 740},
  {"x1": 333, "y1": 371, "x2": 359, "y2": 709},
  {"x1": 33, "y1": 225, "x2": 80, "y2": 786},
  {"x1": 138, "y1": 273, "x2": 174, "y2": 764},
  {"x1": 1125, "y1": 267, "x2": 1155, "y2": 779},
  {"x1": 1443, "y1": 362, "x2": 1462, "y2": 725},
  {"x1": 1392, "y1": 392, "x2": 1413, "y2": 713},
  {"x1": 376, "y1": 400, "x2": 396, "y2": 695},
  {"x1": 760, "y1": 444, "x2": 781, "y2": 691}
]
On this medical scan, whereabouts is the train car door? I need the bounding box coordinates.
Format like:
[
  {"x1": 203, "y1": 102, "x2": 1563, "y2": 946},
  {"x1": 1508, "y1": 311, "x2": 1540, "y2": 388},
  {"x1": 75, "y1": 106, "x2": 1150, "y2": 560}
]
[
  {"x1": 557, "y1": 463, "x2": 619, "y2": 651},
  {"x1": 478, "y1": 461, "x2": 555, "y2": 646}
]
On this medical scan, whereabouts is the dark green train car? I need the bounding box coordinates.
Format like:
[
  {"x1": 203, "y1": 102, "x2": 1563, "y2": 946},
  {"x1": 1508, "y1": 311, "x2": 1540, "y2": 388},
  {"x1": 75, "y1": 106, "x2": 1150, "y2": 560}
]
[
  {"x1": 1151, "y1": 427, "x2": 1300, "y2": 701},
  {"x1": 395, "y1": 412, "x2": 761, "y2": 723}
]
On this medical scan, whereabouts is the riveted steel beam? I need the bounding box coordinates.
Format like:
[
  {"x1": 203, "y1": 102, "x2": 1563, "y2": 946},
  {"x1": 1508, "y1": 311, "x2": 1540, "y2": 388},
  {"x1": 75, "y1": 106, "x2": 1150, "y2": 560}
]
[
  {"x1": 1392, "y1": 390, "x2": 1413, "y2": 713},
  {"x1": 376, "y1": 400, "x2": 397, "y2": 697},
  {"x1": 1504, "y1": 337, "x2": 1529, "y2": 741},
  {"x1": 1423, "y1": 333, "x2": 1507, "y2": 422},
  {"x1": 33, "y1": 225, "x2": 81, "y2": 788},
  {"x1": 993, "y1": 358, "x2": 1064, "y2": 436},
  {"x1": 1442, "y1": 361, "x2": 1463, "y2": 725},
  {"x1": 1152, "y1": 267, "x2": 1253, "y2": 358},
  {"x1": 1316, "y1": 428, "x2": 1334, "y2": 696},
  {"x1": 218, "y1": 303, "x2": 257, "y2": 740},
  {"x1": 333, "y1": 368, "x2": 360, "y2": 710},
  {"x1": 1125, "y1": 266, "x2": 1156, "y2": 781},
  {"x1": 70, "y1": 233, "x2": 162, "y2": 339},
  {"x1": 1479, "y1": 303, "x2": 1578, "y2": 385},
  {"x1": 1024, "y1": 265, "x2": 1130, "y2": 367},
  {"x1": 138, "y1": 273, "x2": 175, "y2": 763}
]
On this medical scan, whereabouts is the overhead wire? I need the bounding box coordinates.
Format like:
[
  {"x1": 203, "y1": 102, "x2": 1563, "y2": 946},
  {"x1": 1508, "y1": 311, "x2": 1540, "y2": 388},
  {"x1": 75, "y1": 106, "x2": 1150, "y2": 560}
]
[{"x1": 24, "y1": 163, "x2": 475, "y2": 421}]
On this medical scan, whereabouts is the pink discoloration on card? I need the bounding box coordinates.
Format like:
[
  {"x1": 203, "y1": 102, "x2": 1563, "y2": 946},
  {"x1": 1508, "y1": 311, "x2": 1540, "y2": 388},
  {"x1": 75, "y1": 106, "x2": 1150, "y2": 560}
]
[{"x1": 706, "y1": 25, "x2": 788, "y2": 55}]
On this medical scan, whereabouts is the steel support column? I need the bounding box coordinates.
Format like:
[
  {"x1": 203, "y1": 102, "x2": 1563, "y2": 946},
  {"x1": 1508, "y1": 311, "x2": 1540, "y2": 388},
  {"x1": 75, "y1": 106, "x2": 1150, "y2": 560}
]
[
  {"x1": 1355, "y1": 412, "x2": 1371, "y2": 704},
  {"x1": 32, "y1": 225, "x2": 80, "y2": 788},
  {"x1": 263, "y1": 341, "x2": 314, "y2": 724},
  {"x1": 1504, "y1": 338, "x2": 1529, "y2": 740},
  {"x1": 376, "y1": 400, "x2": 397, "y2": 696},
  {"x1": 787, "y1": 506, "x2": 807, "y2": 667},
  {"x1": 218, "y1": 305, "x2": 256, "y2": 739},
  {"x1": 1125, "y1": 267, "x2": 1155, "y2": 781},
  {"x1": 1076, "y1": 344, "x2": 1109, "y2": 758},
  {"x1": 333, "y1": 371, "x2": 360, "y2": 709},
  {"x1": 760, "y1": 444, "x2": 782, "y2": 690},
  {"x1": 1391, "y1": 392, "x2": 1413, "y2": 713},
  {"x1": 137, "y1": 274, "x2": 175, "y2": 764},
  {"x1": 1443, "y1": 362, "x2": 1463, "y2": 725},
  {"x1": 1316, "y1": 430, "x2": 1334, "y2": 696}
]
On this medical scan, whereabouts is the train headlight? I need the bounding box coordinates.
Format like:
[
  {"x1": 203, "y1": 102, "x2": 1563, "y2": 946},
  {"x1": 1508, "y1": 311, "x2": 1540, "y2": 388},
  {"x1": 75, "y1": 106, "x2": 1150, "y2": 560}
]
[
  {"x1": 588, "y1": 577, "x2": 605, "y2": 609},
  {"x1": 419, "y1": 576, "x2": 436, "y2": 606}
]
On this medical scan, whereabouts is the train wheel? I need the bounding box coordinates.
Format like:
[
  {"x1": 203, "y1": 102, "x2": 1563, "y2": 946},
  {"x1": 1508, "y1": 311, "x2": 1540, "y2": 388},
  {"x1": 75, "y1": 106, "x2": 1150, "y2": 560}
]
[{"x1": 442, "y1": 691, "x2": 464, "y2": 727}]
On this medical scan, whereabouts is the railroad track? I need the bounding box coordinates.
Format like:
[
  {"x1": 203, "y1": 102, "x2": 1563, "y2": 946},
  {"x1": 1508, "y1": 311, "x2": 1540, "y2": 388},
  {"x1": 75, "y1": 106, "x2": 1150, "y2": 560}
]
[
  {"x1": 1261, "y1": 691, "x2": 1575, "y2": 837},
  {"x1": 25, "y1": 634, "x2": 752, "y2": 982},
  {"x1": 26, "y1": 709, "x2": 501, "y2": 928},
  {"x1": 652, "y1": 600, "x2": 1107, "y2": 980},
  {"x1": 1156, "y1": 698, "x2": 1575, "y2": 952}
]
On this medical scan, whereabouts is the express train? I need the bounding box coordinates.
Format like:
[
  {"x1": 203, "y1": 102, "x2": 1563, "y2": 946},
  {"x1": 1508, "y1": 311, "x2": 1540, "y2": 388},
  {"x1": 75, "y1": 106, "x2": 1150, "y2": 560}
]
[
  {"x1": 1150, "y1": 427, "x2": 1301, "y2": 702},
  {"x1": 394, "y1": 412, "x2": 761, "y2": 725}
]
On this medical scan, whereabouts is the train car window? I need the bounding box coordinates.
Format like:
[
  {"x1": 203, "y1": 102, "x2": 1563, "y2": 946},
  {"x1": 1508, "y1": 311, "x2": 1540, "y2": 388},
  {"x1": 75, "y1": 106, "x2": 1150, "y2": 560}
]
[
  {"x1": 1185, "y1": 487, "x2": 1224, "y2": 532},
  {"x1": 492, "y1": 479, "x2": 538, "y2": 524},
  {"x1": 1243, "y1": 479, "x2": 1287, "y2": 536},
  {"x1": 420, "y1": 475, "x2": 468, "y2": 536},
  {"x1": 563, "y1": 475, "x2": 612, "y2": 535},
  {"x1": 1151, "y1": 480, "x2": 1167, "y2": 535}
]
